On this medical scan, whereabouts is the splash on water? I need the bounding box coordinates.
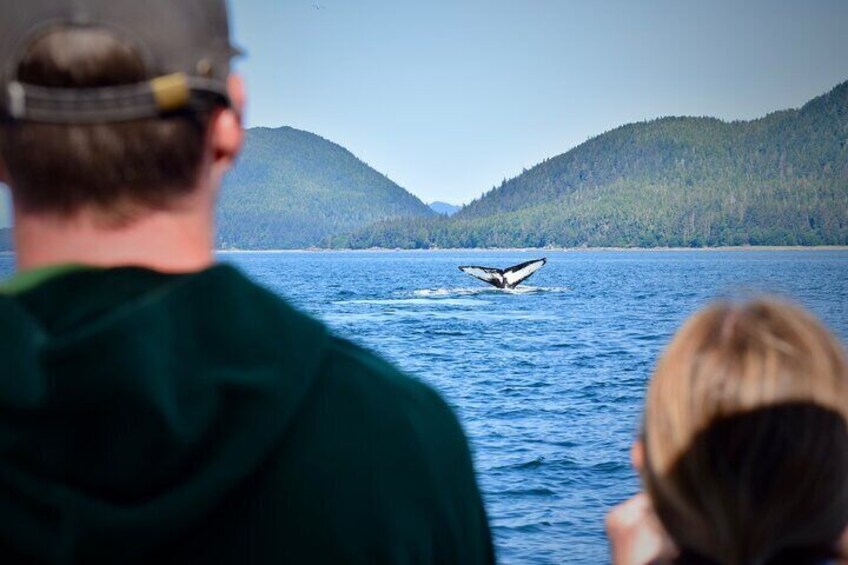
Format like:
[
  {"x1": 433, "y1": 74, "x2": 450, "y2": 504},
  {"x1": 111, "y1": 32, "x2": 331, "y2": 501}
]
[{"x1": 412, "y1": 286, "x2": 570, "y2": 298}]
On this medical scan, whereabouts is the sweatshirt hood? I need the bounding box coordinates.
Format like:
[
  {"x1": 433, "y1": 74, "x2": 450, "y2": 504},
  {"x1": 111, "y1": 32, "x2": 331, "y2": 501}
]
[{"x1": 0, "y1": 264, "x2": 327, "y2": 561}]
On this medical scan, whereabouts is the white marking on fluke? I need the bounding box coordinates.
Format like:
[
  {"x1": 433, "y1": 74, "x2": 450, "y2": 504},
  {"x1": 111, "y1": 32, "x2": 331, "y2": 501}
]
[{"x1": 458, "y1": 258, "x2": 547, "y2": 289}]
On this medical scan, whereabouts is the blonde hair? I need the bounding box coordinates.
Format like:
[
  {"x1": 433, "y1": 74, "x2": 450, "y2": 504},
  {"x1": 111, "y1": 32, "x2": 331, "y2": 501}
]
[{"x1": 642, "y1": 298, "x2": 848, "y2": 565}]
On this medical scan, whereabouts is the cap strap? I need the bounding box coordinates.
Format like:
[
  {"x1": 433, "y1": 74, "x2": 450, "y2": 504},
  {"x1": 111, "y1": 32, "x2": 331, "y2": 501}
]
[
  {"x1": 3, "y1": 74, "x2": 228, "y2": 123},
  {"x1": 150, "y1": 73, "x2": 191, "y2": 112}
]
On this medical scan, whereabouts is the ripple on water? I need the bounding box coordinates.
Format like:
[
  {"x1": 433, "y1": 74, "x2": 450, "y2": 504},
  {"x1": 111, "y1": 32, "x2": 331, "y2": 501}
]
[{"x1": 343, "y1": 297, "x2": 489, "y2": 307}]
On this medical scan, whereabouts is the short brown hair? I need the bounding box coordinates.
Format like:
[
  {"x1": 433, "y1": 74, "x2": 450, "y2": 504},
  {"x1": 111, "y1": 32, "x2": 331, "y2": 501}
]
[
  {"x1": 0, "y1": 28, "x2": 212, "y2": 220},
  {"x1": 642, "y1": 299, "x2": 848, "y2": 564}
]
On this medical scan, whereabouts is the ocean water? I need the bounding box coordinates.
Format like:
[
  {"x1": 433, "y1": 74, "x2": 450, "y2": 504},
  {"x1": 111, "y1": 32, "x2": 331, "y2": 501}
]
[
  {"x1": 2, "y1": 249, "x2": 848, "y2": 563},
  {"x1": 220, "y1": 250, "x2": 848, "y2": 563}
]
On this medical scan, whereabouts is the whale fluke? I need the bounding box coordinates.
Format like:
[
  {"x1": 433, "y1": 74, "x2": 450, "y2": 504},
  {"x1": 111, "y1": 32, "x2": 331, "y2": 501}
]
[{"x1": 458, "y1": 258, "x2": 547, "y2": 289}]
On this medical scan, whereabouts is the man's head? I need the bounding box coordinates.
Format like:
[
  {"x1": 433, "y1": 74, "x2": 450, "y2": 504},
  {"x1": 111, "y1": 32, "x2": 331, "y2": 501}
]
[{"x1": 0, "y1": 0, "x2": 244, "y2": 223}]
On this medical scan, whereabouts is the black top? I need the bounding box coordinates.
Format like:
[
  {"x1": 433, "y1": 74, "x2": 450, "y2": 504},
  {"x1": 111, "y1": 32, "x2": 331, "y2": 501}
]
[{"x1": 0, "y1": 264, "x2": 494, "y2": 563}]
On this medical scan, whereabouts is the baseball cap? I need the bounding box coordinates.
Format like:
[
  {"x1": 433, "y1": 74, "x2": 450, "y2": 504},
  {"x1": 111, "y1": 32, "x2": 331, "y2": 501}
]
[{"x1": 0, "y1": 0, "x2": 242, "y2": 123}]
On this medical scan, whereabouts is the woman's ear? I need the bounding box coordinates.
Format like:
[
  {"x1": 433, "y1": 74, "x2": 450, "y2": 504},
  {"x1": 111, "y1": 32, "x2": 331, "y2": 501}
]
[{"x1": 631, "y1": 440, "x2": 645, "y2": 473}]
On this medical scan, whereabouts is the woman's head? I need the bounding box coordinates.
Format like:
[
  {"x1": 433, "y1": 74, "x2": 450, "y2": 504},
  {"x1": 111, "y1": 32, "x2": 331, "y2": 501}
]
[{"x1": 640, "y1": 298, "x2": 848, "y2": 565}]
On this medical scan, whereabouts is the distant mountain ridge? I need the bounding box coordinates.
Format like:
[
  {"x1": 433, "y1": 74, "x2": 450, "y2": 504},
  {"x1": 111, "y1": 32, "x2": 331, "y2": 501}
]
[
  {"x1": 429, "y1": 201, "x2": 461, "y2": 216},
  {"x1": 217, "y1": 127, "x2": 434, "y2": 249},
  {"x1": 3, "y1": 80, "x2": 846, "y2": 252},
  {"x1": 344, "y1": 80, "x2": 848, "y2": 248}
]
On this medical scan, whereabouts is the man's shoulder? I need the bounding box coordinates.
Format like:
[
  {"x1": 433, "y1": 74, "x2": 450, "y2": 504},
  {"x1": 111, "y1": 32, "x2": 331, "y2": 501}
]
[
  {"x1": 187, "y1": 266, "x2": 469, "y2": 469},
  {"x1": 325, "y1": 336, "x2": 437, "y2": 401},
  {"x1": 318, "y1": 335, "x2": 463, "y2": 439},
  {"x1": 260, "y1": 335, "x2": 493, "y2": 563},
  {"x1": 212, "y1": 266, "x2": 463, "y2": 440}
]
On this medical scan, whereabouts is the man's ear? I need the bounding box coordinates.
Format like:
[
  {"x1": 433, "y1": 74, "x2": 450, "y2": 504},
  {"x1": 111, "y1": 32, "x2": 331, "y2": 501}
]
[
  {"x1": 631, "y1": 440, "x2": 645, "y2": 473},
  {"x1": 209, "y1": 74, "x2": 246, "y2": 173},
  {"x1": 227, "y1": 74, "x2": 246, "y2": 120}
]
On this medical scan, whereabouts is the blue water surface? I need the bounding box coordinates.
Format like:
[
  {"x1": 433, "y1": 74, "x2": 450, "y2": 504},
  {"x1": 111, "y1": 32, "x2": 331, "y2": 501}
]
[
  {"x1": 3, "y1": 249, "x2": 847, "y2": 563},
  {"x1": 215, "y1": 249, "x2": 848, "y2": 563}
]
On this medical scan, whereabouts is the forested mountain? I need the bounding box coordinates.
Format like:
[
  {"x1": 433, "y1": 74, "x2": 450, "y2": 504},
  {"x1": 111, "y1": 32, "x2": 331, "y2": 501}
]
[
  {"x1": 344, "y1": 80, "x2": 848, "y2": 248},
  {"x1": 429, "y1": 201, "x2": 461, "y2": 216},
  {"x1": 217, "y1": 127, "x2": 434, "y2": 248}
]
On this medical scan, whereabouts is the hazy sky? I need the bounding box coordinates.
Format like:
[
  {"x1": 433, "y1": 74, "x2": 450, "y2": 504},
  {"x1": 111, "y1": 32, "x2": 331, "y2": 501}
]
[{"x1": 229, "y1": 0, "x2": 848, "y2": 205}]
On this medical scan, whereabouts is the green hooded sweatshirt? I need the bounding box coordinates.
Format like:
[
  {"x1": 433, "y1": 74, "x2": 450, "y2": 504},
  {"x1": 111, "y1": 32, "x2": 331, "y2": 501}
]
[{"x1": 0, "y1": 264, "x2": 494, "y2": 564}]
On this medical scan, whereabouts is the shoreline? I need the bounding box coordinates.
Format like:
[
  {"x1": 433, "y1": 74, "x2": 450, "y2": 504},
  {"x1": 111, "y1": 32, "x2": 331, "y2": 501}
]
[
  {"x1": 3, "y1": 246, "x2": 846, "y2": 258},
  {"x1": 215, "y1": 245, "x2": 848, "y2": 254}
]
